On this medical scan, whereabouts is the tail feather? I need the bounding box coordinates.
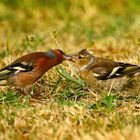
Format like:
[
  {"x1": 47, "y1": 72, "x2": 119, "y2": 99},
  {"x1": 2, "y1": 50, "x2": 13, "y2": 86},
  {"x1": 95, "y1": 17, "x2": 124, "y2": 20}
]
[
  {"x1": 118, "y1": 62, "x2": 137, "y2": 67},
  {"x1": 0, "y1": 70, "x2": 12, "y2": 86},
  {"x1": 0, "y1": 69, "x2": 14, "y2": 81},
  {"x1": 108, "y1": 62, "x2": 140, "y2": 79},
  {"x1": 118, "y1": 62, "x2": 140, "y2": 75}
]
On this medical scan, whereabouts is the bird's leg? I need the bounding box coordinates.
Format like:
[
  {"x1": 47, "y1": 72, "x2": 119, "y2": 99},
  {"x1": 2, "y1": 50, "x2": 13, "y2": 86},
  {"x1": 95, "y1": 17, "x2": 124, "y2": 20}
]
[
  {"x1": 14, "y1": 85, "x2": 34, "y2": 96},
  {"x1": 14, "y1": 87, "x2": 28, "y2": 96}
]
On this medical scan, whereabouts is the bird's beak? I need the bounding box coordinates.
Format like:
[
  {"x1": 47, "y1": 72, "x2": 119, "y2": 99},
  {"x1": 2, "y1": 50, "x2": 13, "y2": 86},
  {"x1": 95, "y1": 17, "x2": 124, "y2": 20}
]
[{"x1": 63, "y1": 54, "x2": 74, "y2": 61}]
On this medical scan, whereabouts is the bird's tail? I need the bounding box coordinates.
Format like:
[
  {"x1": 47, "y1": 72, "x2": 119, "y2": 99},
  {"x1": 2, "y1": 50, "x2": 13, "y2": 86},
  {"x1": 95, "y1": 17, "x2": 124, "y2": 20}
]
[
  {"x1": 108, "y1": 62, "x2": 140, "y2": 79},
  {"x1": 0, "y1": 69, "x2": 13, "y2": 86}
]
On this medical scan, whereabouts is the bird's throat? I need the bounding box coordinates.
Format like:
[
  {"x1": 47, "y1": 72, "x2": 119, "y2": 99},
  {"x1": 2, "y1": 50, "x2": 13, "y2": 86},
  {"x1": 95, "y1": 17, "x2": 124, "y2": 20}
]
[{"x1": 80, "y1": 56, "x2": 95, "y2": 71}]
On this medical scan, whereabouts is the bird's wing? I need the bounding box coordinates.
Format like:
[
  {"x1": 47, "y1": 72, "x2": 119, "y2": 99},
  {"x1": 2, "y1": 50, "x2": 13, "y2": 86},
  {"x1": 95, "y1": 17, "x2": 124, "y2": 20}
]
[
  {"x1": 0, "y1": 52, "x2": 46, "y2": 85},
  {"x1": 87, "y1": 58, "x2": 140, "y2": 80},
  {"x1": 107, "y1": 62, "x2": 140, "y2": 79},
  {"x1": 0, "y1": 62, "x2": 33, "y2": 80},
  {"x1": 86, "y1": 58, "x2": 118, "y2": 80},
  {"x1": 0, "y1": 52, "x2": 46, "y2": 79}
]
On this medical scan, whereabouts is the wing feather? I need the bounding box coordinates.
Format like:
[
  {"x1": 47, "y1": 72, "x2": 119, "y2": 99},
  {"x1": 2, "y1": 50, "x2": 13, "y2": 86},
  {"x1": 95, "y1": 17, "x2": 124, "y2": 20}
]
[
  {"x1": 0, "y1": 62, "x2": 33, "y2": 81},
  {"x1": 107, "y1": 62, "x2": 140, "y2": 79}
]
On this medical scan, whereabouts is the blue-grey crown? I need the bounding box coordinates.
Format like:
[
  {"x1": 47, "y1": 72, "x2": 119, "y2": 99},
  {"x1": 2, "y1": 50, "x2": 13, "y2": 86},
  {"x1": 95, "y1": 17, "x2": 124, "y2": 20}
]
[{"x1": 45, "y1": 50, "x2": 57, "y2": 58}]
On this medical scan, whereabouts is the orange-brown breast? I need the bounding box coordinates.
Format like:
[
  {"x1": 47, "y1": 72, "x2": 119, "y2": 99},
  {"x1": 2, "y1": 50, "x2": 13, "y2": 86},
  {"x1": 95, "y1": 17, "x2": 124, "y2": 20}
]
[
  {"x1": 10, "y1": 57, "x2": 64, "y2": 87},
  {"x1": 35, "y1": 57, "x2": 63, "y2": 72},
  {"x1": 10, "y1": 69, "x2": 45, "y2": 87}
]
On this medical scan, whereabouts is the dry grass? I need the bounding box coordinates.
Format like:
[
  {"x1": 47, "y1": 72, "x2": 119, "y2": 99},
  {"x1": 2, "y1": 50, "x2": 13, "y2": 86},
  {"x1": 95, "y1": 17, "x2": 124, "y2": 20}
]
[{"x1": 0, "y1": 0, "x2": 140, "y2": 139}]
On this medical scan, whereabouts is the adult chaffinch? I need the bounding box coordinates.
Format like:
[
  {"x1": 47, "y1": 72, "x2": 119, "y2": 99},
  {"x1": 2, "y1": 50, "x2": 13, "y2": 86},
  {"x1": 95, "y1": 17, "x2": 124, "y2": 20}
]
[
  {"x1": 0, "y1": 49, "x2": 72, "y2": 87},
  {"x1": 70, "y1": 49, "x2": 140, "y2": 80}
]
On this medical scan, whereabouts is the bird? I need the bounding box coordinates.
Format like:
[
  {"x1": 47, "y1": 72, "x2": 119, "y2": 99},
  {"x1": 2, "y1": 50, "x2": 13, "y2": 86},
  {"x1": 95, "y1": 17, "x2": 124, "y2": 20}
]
[
  {"x1": 70, "y1": 49, "x2": 140, "y2": 80},
  {"x1": 0, "y1": 49, "x2": 72, "y2": 87}
]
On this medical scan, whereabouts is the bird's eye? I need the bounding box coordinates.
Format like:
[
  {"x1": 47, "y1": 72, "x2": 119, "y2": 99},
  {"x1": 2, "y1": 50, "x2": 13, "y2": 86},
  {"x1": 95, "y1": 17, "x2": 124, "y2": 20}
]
[{"x1": 78, "y1": 56, "x2": 83, "y2": 59}]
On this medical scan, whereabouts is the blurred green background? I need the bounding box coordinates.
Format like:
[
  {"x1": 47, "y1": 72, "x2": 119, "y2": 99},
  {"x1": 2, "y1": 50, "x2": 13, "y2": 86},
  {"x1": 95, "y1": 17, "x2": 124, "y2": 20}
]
[
  {"x1": 0, "y1": 0, "x2": 140, "y2": 56},
  {"x1": 0, "y1": 1, "x2": 140, "y2": 139}
]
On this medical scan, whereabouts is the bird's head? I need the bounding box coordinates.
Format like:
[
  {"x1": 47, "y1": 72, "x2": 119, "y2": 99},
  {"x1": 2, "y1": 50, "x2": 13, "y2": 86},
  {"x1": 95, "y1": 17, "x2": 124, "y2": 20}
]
[
  {"x1": 69, "y1": 49, "x2": 95, "y2": 69},
  {"x1": 46, "y1": 49, "x2": 73, "y2": 62}
]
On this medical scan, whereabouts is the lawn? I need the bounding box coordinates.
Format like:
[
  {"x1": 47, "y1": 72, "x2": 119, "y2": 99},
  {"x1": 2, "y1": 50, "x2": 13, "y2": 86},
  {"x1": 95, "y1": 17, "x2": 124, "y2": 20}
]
[{"x1": 0, "y1": 0, "x2": 140, "y2": 139}]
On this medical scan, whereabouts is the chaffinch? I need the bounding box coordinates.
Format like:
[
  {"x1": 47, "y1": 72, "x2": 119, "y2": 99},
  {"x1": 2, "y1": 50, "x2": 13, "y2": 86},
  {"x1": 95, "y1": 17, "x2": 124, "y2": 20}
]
[
  {"x1": 0, "y1": 49, "x2": 72, "y2": 87},
  {"x1": 70, "y1": 49, "x2": 140, "y2": 80}
]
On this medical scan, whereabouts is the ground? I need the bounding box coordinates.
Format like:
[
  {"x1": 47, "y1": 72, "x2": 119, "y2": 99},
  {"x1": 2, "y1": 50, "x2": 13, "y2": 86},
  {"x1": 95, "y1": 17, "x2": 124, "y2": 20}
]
[{"x1": 0, "y1": 0, "x2": 140, "y2": 139}]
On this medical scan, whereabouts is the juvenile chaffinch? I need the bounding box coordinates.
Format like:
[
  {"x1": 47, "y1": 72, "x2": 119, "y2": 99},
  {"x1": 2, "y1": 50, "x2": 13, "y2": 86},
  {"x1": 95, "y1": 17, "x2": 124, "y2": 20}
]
[
  {"x1": 0, "y1": 49, "x2": 72, "y2": 87},
  {"x1": 70, "y1": 49, "x2": 140, "y2": 80}
]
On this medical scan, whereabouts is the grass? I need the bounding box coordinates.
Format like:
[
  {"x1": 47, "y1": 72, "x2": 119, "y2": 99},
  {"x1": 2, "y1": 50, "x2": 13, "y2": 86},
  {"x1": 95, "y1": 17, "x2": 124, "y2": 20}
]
[{"x1": 0, "y1": 0, "x2": 140, "y2": 139}]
